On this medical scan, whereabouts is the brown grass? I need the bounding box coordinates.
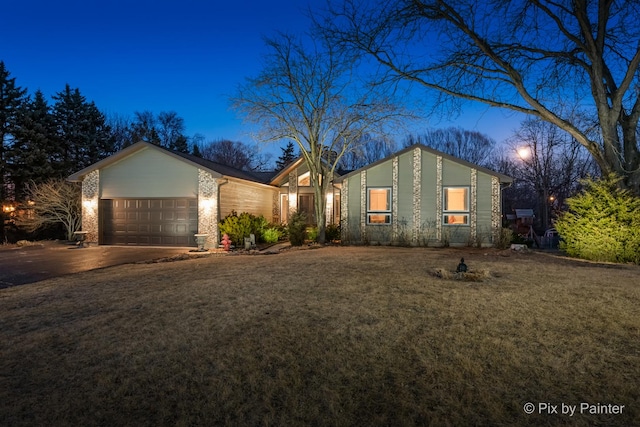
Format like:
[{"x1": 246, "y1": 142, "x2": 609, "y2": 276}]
[{"x1": 1, "y1": 246, "x2": 639, "y2": 426}]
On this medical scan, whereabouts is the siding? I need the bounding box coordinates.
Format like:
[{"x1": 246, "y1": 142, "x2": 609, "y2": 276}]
[
  {"x1": 219, "y1": 179, "x2": 277, "y2": 221},
  {"x1": 442, "y1": 158, "x2": 471, "y2": 186},
  {"x1": 420, "y1": 152, "x2": 438, "y2": 238},
  {"x1": 100, "y1": 147, "x2": 198, "y2": 198},
  {"x1": 476, "y1": 171, "x2": 494, "y2": 242}
]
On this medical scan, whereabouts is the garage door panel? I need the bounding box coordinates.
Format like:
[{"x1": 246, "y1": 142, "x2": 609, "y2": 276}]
[{"x1": 100, "y1": 198, "x2": 197, "y2": 246}]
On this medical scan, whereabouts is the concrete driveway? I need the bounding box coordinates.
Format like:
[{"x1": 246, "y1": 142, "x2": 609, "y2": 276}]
[{"x1": 0, "y1": 242, "x2": 193, "y2": 288}]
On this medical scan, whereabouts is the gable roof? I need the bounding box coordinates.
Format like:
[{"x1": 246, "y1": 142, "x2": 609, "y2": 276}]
[
  {"x1": 68, "y1": 141, "x2": 278, "y2": 184},
  {"x1": 335, "y1": 143, "x2": 513, "y2": 184}
]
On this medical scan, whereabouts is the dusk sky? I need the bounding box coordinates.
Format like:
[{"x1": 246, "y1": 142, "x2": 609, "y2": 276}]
[{"x1": 3, "y1": 0, "x2": 520, "y2": 150}]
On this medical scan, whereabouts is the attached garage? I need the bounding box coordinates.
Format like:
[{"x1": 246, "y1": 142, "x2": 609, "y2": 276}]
[
  {"x1": 100, "y1": 198, "x2": 198, "y2": 246},
  {"x1": 68, "y1": 141, "x2": 278, "y2": 249}
]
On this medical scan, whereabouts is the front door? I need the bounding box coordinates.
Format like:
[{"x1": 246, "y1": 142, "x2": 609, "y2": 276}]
[{"x1": 298, "y1": 194, "x2": 315, "y2": 224}]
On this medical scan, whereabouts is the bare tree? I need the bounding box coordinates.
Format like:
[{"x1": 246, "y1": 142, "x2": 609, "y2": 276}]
[
  {"x1": 157, "y1": 111, "x2": 188, "y2": 152},
  {"x1": 339, "y1": 134, "x2": 397, "y2": 170},
  {"x1": 323, "y1": 0, "x2": 640, "y2": 194},
  {"x1": 130, "y1": 111, "x2": 159, "y2": 145},
  {"x1": 232, "y1": 32, "x2": 407, "y2": 243},
  {"x1": 16, "y1": 179, "x2": 81, "y2": 240},
  {"x1": 199, "y1": 139, "x2": 271, "y2": 171},
  {"x1": 506, "y1": 118, "x2": 597, "y2": 228},
  {"x1": 404, "y1": 127, "x2": 495, "y2": 166}
]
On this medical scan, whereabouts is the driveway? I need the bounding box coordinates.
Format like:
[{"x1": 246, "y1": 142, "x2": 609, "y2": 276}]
[{"x1": 0, "y1": 242, "x2": 193, "y2": 288}]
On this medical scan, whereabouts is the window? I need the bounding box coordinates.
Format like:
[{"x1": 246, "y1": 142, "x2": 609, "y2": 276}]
[
  {"x1": 297, "y1": 171, "x2": 322, "y2": 187},
  {"x1": 367, "y1": 188, "x2": 391, "y2": 224},
  {"x1": 443, "y1": 187, "x2": 469, "y2": 225}
]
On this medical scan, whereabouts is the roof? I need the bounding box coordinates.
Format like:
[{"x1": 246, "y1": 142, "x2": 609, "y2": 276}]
[
  {"x1": 335, "y1": 143, "x2": 513, "y2": 184},
  {"x1": 68, "y1": 141, "x2": 278, "y2": 184}
]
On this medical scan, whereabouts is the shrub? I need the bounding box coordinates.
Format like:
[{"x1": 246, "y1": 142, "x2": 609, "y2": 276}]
[
  {"x1": 288, "y1": 211, "x2": 307, "y2": 246},
  {"x1": 493, "y1": 227, "x2": 514, "y2": 250},
  {"x1": 554, "y1": 175, "x2": 640, "y2": 264},
  {"x1": 325, "y1": 223, "x2": 341, "y2": 241},
  {"x1": 261, "y1": 227, "x2": 281, "y2": 244},
  {"x1": 219, "y1": 211, "x2": 267, "y2": 245},
  {"x1": 306, "y1": 227, "x2": 318, "y2": 242}
]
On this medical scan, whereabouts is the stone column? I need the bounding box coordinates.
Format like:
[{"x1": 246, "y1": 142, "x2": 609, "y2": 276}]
[
  {"x1": 435, "y1": 156, "x2": 443, "y2": 242},
  {"x1": 412, "y1": 148, "x2": 422, "y2": 245},
  {"x1": 470, "y1": 168, "x2": 478, "y2": 244},
  {"x1": 81, "y1": 170, "x2": 99, "y2": 243},
  {"x1": 198, "y1": 169, "x2": 219, "y2": 249},
  {"x1": 491, "y1": 176, "x2": 501, "y2": 244},
  {"x1": 340, "y1": 179, "x2": 349, "y2": 242},
  {"x1": 360, "y1": 170, "x2": 367, "y2": 241},
  {"x1": 288, "y1": 171, "x2": 298, "y2": 216}
]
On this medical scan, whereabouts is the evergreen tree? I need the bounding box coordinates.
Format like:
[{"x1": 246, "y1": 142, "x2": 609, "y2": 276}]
[
  {"x1": 191, "y1": 142, "x2": 202, "y2": 157},
  {"x1": 52, "y1": 85, "x2": 114, "y2": 175},
  {"x1": 0, "y1": 61, "x2": 27, "y2": 201},
  {"x1": 555, "y1": 175, "x2": 640, "y2": 264},
  {"x1": 276, "y1": 141, "x2": 296, "y2": 170},
  {"x1": 9, "y1": 90, "x2": 57, "y2": 200}
]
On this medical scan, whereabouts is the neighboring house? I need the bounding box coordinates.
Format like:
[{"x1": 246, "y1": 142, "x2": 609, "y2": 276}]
[{"x1": 68, "y1": 141, "x2": 511, "y2": 248}]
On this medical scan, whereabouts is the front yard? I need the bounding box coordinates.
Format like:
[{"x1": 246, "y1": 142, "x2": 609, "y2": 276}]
[{"x1": 1, "y1": 246, "x2": 638, "y2": 426}]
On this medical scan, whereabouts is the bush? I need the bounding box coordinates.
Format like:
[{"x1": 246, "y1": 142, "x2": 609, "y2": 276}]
[
  {"x1": 554, "y1": 175, "x2": 640, "y2": 264},
  {"x1": 261, "y1": 227, "x2": 281, "y2": 244},
  {"x1": 219, "y1": 211, "x2": 267, "y2": 245},
  {"x1": 493, "y1": 227, "x2": 514, "y2": 250},
  {"x1": 325, "y1": 223, "x2": 341, "y2": 241},
  {"x1": 288, "y1": 211, "x2": 307, "y2": 246},
  {"x1": 306, "y1": 227, "x2": 318, "y2": 242}
]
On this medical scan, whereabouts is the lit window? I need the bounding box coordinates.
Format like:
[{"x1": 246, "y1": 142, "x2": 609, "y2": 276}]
[
  {"x1": 297, "y1": 171, "x2": 322, "y2": 186},
  {"x1": 443, "y1": 187, "x2": 469, "y2": 225},
  {"x1": 367, "y1": 188, "x2": 391, "y2": 224}
]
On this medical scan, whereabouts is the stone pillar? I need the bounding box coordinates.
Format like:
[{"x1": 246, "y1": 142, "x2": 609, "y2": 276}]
[
  {"x1": 288, "y1": 171, "x2": 298, "y2": 216},
  {"x1": 491, "y1": 176, "x2": 501, "y2": 244},
  {"x1": 392, "y1": 156, "x2": 399, "y2": 240},
  {"x1": 81, "y1": 170, "x2": 99, "y2": 243},
  {"x1": 435, "y1": 156, "x2": 443, "y2": 242},
  {"x1": 340, "y1": 179, "x2": 349, "y2": 242},
  {"x1": 412, "y1": 148, "x2": 422, "y2": 245},
  {"x1": 360, "y1": 170, "x2": 367, "y2": 241},
  {"x1": 198, "y1": 169, "x2": 219, "y2": 249},
  {"x1": 470, "y1": 168, "x2": 478, "y2": 244}
]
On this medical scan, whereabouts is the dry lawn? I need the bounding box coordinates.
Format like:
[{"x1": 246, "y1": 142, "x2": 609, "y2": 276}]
[{"x1": 1, "y1": 246, "x2": 639, "y2": 426}]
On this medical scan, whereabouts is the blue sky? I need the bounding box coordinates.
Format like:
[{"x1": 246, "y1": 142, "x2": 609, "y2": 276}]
[{"x1": 2, "y1": 0, "x2": 520, "y2": 149}]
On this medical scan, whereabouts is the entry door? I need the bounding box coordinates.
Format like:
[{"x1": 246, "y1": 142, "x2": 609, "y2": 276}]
[{"x1": 298, "y1": 194, "x2": 315, "y2": 224}]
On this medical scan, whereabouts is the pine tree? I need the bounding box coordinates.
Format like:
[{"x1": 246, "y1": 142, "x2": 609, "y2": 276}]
[
  {"x1": 0, "y1": 61, "x2": 27, "y2": 201},
  {"x1": 8, "y1": 90, "x2": 57, "y2": 200},
  {"x1": 52, "y1": 85, "x2": 114, "y2": 176},
  {"x1": 276, "y1": 141, "x2": 296, "y2": 170}
]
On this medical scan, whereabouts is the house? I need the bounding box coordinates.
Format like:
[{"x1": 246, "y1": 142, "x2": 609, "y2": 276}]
[{"x1": 68, "y1": 141, "x2": 511, "y2": 248}]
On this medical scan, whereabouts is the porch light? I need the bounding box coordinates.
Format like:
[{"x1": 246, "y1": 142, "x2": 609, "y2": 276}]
[
  {"x1": 82, "y1": 199, "x2": 97, "y2": 209},
  {"x1": 200, "y1": 198, "x2": 215, "y2": 210}
]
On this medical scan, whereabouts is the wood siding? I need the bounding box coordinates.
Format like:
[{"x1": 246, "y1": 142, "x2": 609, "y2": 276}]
[{"x1": 219, "y1": 179, "x2": 278, "y2": 221}]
